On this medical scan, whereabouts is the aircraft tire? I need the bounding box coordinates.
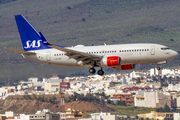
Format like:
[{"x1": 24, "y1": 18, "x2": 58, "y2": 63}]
[
  {"x1": 97, "y1": 70, "x2": 104, "y2": 76},
  {"x1": 157, "y1": 66, "x2": 161, "y2": 70},
  {"x1": 89, "y1": 68, "x2": 96, "y2": 74}
]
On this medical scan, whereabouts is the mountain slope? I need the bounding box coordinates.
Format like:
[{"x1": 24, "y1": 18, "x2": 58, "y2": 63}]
[
  {"x1": 0, "y1": 0, "x2": 180, "y2": 82},
  {"x1": 0, "y1": 95, "x2": 113, "y2": 113}
]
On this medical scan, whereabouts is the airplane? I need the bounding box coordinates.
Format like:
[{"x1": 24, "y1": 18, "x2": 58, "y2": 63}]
[{"x1": 5, "y1": 15, "x2": 178, "y2": 76}]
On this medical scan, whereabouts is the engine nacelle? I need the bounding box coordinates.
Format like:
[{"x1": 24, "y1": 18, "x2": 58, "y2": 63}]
[
  {"x1": 115, "y1": 64, "x2": 135, "y2": 70},
  {"x1": 100, "y1": 56, "x2": 121, "y2": 67}
]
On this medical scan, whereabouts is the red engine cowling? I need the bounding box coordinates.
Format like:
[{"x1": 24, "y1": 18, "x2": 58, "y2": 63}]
[
  {"x1": 100, "y1": 56, "x2": 121, "y2": 67},
  {"x1": 115, "y1": 64, "x2": 135, "y2": 70}
]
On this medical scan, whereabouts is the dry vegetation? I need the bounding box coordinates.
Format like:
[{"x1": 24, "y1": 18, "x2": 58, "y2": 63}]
[{"x1": 0, "y1": 0, "x2": 180, "y2": 82}]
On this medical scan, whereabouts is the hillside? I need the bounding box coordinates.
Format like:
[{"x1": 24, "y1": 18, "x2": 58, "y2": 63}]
[
  {"x1": 0, "y1": 95, "x2": 113, "y2": 113},
  {"x1": 1, "y1": 0, "x2": 180, "y2": 82}
]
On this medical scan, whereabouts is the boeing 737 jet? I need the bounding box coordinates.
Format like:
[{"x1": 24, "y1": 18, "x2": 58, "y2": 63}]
[{"x1": 6, "y1": 15, "x2": 178, "y2": 75}]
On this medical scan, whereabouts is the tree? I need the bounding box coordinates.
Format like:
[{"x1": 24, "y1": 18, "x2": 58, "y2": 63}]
[
  {"x1": 152, "y1": 75, "x2": 158, "y2": 82},
  {"x1": 33, "y1": 94, "x2": 37, "y2": 100},
  {"x1": 82, "y1": 18, "x2": 86, "y2": 22},
  {"x1": 156, "y1": 104, "x2": 170, "y2": 112},
  {"x1": 156, "y1": 107, "x2": 163, "y2": 112},
  {"x1": 137, "y1": 77, "x2": 141, "y2": 83},
  {"x1": 107, "y1": 100, "x2": 111, "y2": 104},
  {"x1": 26, "y1": 95, "x2": 31, "y2": 100},
  {"x1": 116, "y1": 100, "x2": 120, "y2": 105},
  {"x1": 163, "y1": 104, "x2": 170, "y2": 112},
  {"x1": 67, "y1": 6, "x2": 71, "y2": 9}
]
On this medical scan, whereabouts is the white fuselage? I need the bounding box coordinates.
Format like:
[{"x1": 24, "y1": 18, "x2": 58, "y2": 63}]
[{"x1": 22, "y1": 43, "x2": 178, "y2": 68}]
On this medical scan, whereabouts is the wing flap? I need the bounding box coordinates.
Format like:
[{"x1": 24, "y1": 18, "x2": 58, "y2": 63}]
[
  {"x1": 5, "y1": 48, "x2": 36, "y2": 55},
  {"x1": 47, "y1": 44, "x2": 101, "y2": 60}
]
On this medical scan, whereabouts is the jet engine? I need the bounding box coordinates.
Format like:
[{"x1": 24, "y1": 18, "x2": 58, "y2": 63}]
[
  {"x1": 100, "y1": 56, "x2": 121, "y2": 67},
  {"x1": 115, "y1": 64, "x2": 135, "y2": 70}
]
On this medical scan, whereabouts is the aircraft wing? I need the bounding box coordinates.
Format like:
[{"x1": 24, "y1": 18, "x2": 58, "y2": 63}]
[
  {"x1": 46, "y1": 44, "x2": 102, "y2": 65},
  {"x1": 5, "y1": 48, "x2": 36, "y2": 55}
]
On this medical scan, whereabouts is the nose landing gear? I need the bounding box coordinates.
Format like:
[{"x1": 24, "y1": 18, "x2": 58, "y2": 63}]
[{"x1": 157, "y1": 66, "x2": 161, "y2": 70}]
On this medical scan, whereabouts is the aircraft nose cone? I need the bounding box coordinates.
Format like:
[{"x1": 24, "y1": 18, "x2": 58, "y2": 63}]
[{"x1": 171, "y1": 50, "x2": 178, "y2": 58}]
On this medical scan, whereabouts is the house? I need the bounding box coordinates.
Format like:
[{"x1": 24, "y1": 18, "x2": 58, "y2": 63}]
[{"x1": 111, "y1": 94, "x2": 134, "y2": 105}]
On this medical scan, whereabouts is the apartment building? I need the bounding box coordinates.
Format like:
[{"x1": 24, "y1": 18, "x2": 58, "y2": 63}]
[
  {"x1": 134, "y1": 91, "x2": 171, "y2": 108},
  {"x1": 29, "y1": 109, "x2": 59, "y2": 120},
  {"x1": 112, "y1": 94, "x2": 134, "y2": 105},
  {"x1": 138, "y1": 111, "x2": 173, "y2": 120}
]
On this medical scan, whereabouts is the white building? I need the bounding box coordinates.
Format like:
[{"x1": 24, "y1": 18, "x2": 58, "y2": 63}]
[
  {"x1": 28, "y1": 77, "x2": 38, "y2": 83},
  {"x1": 150, "y1": 68, "x2": 159, "y2": 76},
  {"x1": 176, "y1": 97, "x2": 180, "y2": 107},
  {"x1": 90, "y1": 112, "x2": 117, "y2": 120},
  {"x1": 174, "y1": 113, "x2": 180, "y2": 120},
  {"x1": 168, "y1": 84, "x2": 180, "y2": 91},
  {"x1": 134, "y1": 91, "x2": 171, "y2": 108}
]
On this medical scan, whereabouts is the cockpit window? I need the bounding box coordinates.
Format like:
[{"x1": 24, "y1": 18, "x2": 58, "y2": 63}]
[{"x1": 161, "y1": 47, "x2": 170, "y2": 50}]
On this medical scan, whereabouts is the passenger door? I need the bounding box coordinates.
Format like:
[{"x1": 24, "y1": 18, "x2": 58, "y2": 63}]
[
  {"x1": 150, "y1": 46, "x2": 155, "y2": 55},
  {"x1": 46, "y1": 52, "x2": 51, "y2": 61}
]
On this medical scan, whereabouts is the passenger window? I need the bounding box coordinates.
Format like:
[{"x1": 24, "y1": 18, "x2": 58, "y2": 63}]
[
  {"x1": 124, "y1": 50, "x2": 126, "y2": 52},
  {"x1": 120, "y1": 50, "x2": 121, "y2": 52},
  {"x1": 100, "y1": 52, "x2": 101, "y2": 53}
]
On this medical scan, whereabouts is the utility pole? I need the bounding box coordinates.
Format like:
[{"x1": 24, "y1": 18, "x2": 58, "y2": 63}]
[{"x1": 60, "y1": 81, "x2": 65, "y2": 120}]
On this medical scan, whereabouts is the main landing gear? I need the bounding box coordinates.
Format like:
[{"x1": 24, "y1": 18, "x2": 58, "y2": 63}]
[
  {"x1": 97, "y1": 68, "x2": 104, "y2": 76},
  {"x1": 89, "y1": 67, "x2": 104, "y2": 76},
  {"x1": 89, "y1": 68, "x2": 96, "y2": 74}
]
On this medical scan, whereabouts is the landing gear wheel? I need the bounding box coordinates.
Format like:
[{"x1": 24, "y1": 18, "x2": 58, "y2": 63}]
[
  {"x1": 89, "y1": 68, "x2": 96, "y2": 74},
  {"x1": 97, "y1": 69, "x2": 104, "y2": 76},
  {"x1": 157, "y1": 66, "x2": 161, "y2": 70}
]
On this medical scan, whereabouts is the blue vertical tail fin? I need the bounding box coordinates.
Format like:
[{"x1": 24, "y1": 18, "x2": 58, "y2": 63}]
[{"x1": 15, "y1": 15, "x2": 51, "y2": 51}]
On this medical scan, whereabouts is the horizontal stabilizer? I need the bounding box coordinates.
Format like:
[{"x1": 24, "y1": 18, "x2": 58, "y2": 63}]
[{"x1": 5, "y1": 48, "x2": 36, "y2": 55}]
